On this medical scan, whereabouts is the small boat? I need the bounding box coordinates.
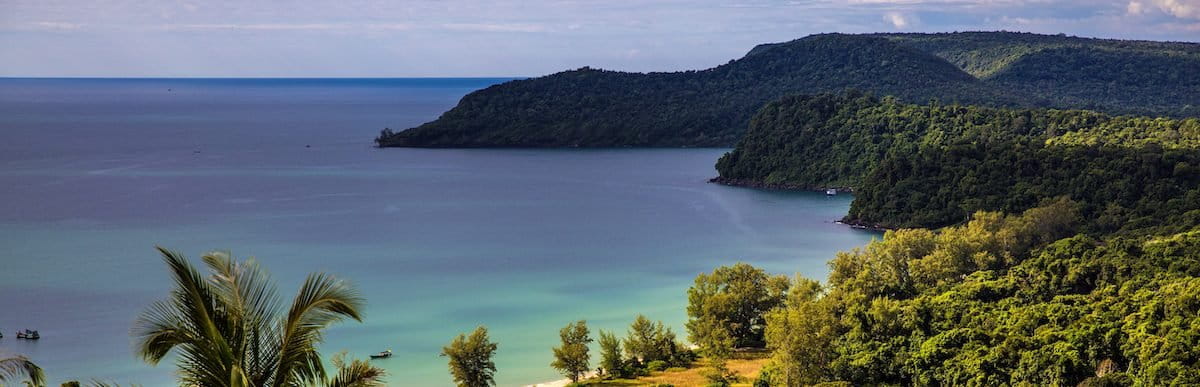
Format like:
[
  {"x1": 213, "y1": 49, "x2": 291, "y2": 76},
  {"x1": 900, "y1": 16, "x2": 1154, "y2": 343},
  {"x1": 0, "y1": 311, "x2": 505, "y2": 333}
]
[
  {"x1": 16, "y1": 329, "x2": 39, "y2": 340},
  {"x1": 826, "y1": 188, "x2": 837, "y2": 196},
  {"x1": 369, "y1": 350, "x2": 392, "y2": 359}
]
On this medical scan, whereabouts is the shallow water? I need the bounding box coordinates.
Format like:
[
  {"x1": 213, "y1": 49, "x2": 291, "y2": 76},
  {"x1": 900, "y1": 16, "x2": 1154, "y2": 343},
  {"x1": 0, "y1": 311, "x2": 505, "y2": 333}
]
[{"x1": 0, "y1": 78, "x2": 877, "y2": 386}]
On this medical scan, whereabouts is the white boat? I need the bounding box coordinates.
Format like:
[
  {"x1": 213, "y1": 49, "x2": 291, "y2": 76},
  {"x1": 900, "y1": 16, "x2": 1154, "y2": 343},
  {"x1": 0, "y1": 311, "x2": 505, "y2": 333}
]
[{"x1": 826, "y1": 188, "x2": 837, "y2": 196}]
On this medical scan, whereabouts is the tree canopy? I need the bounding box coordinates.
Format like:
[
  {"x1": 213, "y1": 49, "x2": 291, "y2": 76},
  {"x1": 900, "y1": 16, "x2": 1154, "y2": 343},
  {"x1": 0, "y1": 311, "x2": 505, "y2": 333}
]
[
  {"x1": 442, "y1": 326, "x2": 499, "y2": 387},
  {"x1": 378, "y1": 32, "x2": 1199, "y2": 148}
]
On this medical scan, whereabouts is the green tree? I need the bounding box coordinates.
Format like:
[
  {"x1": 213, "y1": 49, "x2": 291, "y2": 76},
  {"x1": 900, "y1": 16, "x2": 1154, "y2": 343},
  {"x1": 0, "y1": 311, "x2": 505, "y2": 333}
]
[
  {"x1": 551, "y1": 320, "x2": 592, "y2": 383},
  {"x1": 623, "y1": 315, "x2": 680, "y2": 365},
  {"x1": 597, "y1": 330, "x2": 623, "y2": 378},
  {"x1": 133, "y1": 247, "x2": 384, "y2": 387},
  {"x1": 687, "y1": 263, "x2": 790, "y2": 348},
  {"x1": 442, "y1": 326, "x2": 499, "y2": 387},
  {"x1": 0, "y1": 354, "x2": 44, "y2": 387},
  {"x1": 763, "y1": 280, "x2": 837, "y2": 386}
]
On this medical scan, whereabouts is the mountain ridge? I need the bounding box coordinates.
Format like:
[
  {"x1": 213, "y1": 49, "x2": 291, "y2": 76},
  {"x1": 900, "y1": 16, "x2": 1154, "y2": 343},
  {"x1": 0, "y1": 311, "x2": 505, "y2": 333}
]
[{"x1": 377, "y1": 31, "x2": 1200, "y2": 148}]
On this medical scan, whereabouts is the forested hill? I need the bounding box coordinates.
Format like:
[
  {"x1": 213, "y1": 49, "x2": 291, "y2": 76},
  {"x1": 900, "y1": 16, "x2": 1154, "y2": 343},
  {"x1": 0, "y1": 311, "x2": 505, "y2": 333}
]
[
  {"x1": 377, "y1": 33, "x2": 998, "y2": 147},
  {"x1": 876, "y1": 31, "x2": 1200, "y2": 116},
  {"x1": 714, "y1": 92, "x2": 1200, "y2": 232},
  {"x1": 377, "y1": 32, "x2": 1200, "y2": 148}
]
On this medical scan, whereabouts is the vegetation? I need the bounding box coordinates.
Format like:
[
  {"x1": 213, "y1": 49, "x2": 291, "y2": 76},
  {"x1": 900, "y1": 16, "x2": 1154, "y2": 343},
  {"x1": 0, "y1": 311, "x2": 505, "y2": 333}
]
[
  {"x1": 880, "y1": 31, "x2": 1200, "y2": 117},
  {"x1": 377, "y1": 32, "x2": 1199, "y2": 148},
  {"x1": 597, "y1": 330, "x2": 624, "y2": 378},
  {"x1": 551, "y1": 320, "x2": 592, "y2": 383},
  {"x1": 133, "y1": 247, "x2": 385, "y2": 387},
  {"x1": 687, "y1": 263, "x2": 790, "y2": 349},
  {"x1": 576, "y1": 357, "x2": 768, "y2": 387},
  {"x1": 623, "y1": 315, "x2": 693, "y2": 369},
  {"x1": 716, "y1": 92, "x2": 1200, "y2": 231},
  {"x1": 0, "y1": 354, "x2": 45, "y2": 387},
  {"x1": 441, "y1": 326, "x2": 499, "y2": 387},
  {"x1": 749, "y1": 204, "x2": 1200, "y2": 386}
]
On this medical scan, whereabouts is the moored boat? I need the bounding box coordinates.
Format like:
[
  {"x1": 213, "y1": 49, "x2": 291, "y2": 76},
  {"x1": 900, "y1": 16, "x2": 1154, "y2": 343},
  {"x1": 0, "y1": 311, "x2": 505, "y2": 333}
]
[
  {"x1": 16, "y1": 329, "x2": 39, "y2": 340},
  {"x1": 369, "y1": 350, "x2": 392, "y2": 359}
]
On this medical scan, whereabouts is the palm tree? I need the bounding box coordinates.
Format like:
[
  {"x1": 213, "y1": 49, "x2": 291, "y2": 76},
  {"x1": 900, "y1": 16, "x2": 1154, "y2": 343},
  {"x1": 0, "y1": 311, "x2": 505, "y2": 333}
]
[
  {"x1": 0, "y1": 354, "x2": 45, "y2": 387},
  {"x1": 134, "y1": 247, "x2": 385, "y2": 387}
]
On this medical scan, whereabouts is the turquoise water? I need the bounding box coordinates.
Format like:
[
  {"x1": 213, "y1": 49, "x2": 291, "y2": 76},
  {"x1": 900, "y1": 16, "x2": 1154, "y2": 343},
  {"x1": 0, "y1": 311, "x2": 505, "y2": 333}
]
[{"x1": 0, "y1": 78, "x2": 877, "y2": 386}]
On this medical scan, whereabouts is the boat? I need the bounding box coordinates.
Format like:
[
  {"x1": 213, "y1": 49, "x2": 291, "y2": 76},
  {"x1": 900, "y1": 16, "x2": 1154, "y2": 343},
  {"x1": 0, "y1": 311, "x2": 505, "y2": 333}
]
[
  {"x1": 16, "y1": 329, "x2": 39, "y2": 340},
  {"x1": 369, "y1": 350, "x2": 392, "y2": 359},
  {"x1": 826, "y1": 188, "x2": 837, "y2": 196}
]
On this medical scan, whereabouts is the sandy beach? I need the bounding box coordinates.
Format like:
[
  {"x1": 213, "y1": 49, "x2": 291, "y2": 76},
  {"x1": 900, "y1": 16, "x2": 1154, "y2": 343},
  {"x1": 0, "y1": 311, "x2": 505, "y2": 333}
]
[{"x1": 525, "y1": 371, "x2": 598, "y2": 387}]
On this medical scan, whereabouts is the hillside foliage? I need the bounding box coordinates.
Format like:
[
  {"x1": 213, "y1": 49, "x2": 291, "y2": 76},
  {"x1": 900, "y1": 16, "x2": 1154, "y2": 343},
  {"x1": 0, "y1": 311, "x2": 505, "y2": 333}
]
[
  {"x1": 715, "y1": 92, "x2": 1200, "y2": 231},
  {"x1": 378, "y1": 32, "x2": 1200, "y2": 148}
]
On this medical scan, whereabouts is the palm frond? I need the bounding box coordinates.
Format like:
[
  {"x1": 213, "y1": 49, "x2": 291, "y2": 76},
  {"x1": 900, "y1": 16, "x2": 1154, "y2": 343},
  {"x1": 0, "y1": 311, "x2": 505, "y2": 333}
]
[
  {"x1": 274, "y1": 273, "x2": 364, "y2": 386},
  {"x1": 134, "y1": 247, "x2": 235, "y2": 386},
  {"x1": 325, "y1": 357, "x2": 386, "y2": 387},
  {"x1": 0, "y1": 355, "x2": 45, "y2": 387}
]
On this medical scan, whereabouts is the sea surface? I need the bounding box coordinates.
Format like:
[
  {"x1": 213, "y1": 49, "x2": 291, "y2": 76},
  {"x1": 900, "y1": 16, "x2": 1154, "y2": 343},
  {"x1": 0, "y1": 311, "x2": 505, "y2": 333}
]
[{"x1": 0, "y1": 78, "x2": 877, "y2": 386}]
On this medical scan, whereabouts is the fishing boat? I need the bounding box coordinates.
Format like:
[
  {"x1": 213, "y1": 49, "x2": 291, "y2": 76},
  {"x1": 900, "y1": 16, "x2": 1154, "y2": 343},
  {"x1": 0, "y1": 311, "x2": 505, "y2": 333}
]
[
  {"x1": 16, "y1": 330, "x2": 39, "y2": 340},
  {"x1": 369, "y1": 350, "x2": 392, "y2": 359}
]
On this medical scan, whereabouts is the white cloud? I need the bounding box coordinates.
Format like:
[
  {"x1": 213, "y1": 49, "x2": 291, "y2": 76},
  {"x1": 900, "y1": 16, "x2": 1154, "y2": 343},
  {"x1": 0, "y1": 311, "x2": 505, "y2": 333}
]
[
  {"x1": 1127, "y1": 0, "x2": 1146, "y2": 14},
  {"x1": 1130, "y1": 0, "x2": 1200, "y2": 18},
  {"x1": 169, "y1": 23, "x2": 341, "y2": 31},
  {"x1": 32, "y1": 21, "x2": 83, "y2": 30},
  {"x1": 885, "y1": 11, "x2": 914, "y2": 28},
  {"x1": 1147, "y1": 0, "x2": 1200, "y2": 18},
  {"x1": 440, "y1": 23, "x2": 547, "y2": 33}
]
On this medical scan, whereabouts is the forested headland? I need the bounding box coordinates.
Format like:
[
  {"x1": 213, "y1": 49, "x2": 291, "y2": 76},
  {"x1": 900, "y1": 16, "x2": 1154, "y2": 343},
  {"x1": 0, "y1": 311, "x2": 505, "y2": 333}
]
[
  {"x1": 376, "y1": 31, "x2": 1200, "y2": 148},
  {"x1": 715, "y1": 92, "x2": 1200, "y2": 232}
]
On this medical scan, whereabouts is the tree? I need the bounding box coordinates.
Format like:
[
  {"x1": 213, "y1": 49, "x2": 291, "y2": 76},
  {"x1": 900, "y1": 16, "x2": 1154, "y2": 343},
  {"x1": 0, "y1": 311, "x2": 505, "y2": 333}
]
[
  {"x1": 442, "y1": 326, "x2": 498, "y2": 387},
  {"x1": 764, "y1": 279, "x2": 838, "y2": 386},
  {"x1": 0, "y1": 355, "x2": 44, "y2": 387},
  {"x1": 687, "y1": 263, "x2": 790, "y2": 348},
  {"x1": 133, "y1": 247, "x2": 385, "y2": 387},
  {"x1": 623, "y1": 315, "x2": 680, "y2": 365},
  {"x1": 551, "y1": 320, "x2": 592, "y2": 383},
  {"x1": 597, "y1": 330, "x2": 624, "y2": 378}
]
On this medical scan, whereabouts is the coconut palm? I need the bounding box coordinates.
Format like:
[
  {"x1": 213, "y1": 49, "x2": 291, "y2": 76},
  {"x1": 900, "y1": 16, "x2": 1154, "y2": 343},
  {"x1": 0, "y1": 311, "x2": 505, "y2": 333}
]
[
  {"x1": 134, "y1": 246, "x2": 385, "y2": 387},
  {"x1": 0, "y1": 354, "x2": 45, "y2": 387}
]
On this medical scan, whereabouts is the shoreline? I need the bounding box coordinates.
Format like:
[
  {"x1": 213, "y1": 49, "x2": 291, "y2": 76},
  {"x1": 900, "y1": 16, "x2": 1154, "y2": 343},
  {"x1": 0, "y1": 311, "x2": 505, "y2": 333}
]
[
  {"x1": 524, "y1": 371, "x2": 598, "y2": 387},
  {"x1": 709, "y1": 177, "x2": 892, "y2": 232},
  {"x1": 707, "y1": 176, "x2": 856, "y2": 193}
]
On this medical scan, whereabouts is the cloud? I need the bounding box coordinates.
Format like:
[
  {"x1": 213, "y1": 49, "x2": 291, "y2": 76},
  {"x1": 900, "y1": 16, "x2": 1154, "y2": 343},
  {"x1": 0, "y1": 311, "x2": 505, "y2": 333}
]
[
  {"x1": 440, "y1": 23, "x2": 547, "y2": 33},
  {"x1": 1129, "y1": 0, "x2": 1200, "y2": 18},
  {"x1": 1143, "y1": 0, "x2": 1200, "y2": 18},
  {"x1": 884, "y1": 11, "x2": 916, "y2": 28},
  {"x1": 33, "y1": 21, "x2": 83, "y2": 30},
  {"x1": 1127, "y1": 0, "x2": 1147, "y2": 14},
  {"x1": 168, "y1": 23, "x2": 341, "y2": 31}
]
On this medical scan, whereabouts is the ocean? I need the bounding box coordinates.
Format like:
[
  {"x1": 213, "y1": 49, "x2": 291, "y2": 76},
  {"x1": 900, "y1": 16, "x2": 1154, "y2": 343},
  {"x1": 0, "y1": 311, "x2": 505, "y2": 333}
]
[{"x1": 0, "y1": 78, "x2": 877, "y2": 386}]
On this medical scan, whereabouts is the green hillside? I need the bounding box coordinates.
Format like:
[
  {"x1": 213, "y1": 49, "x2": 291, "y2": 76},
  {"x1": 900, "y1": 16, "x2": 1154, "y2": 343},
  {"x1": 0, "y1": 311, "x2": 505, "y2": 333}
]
[
  {"x1": 377, "y1": 33, "x2": 1000, "y2": 147},
  {"x1": 714, "y1": 93, "x2": 1200, "y2": 232},
  {"x1": 377, "y1": 32, "x2": 1200, "y2": 148}
]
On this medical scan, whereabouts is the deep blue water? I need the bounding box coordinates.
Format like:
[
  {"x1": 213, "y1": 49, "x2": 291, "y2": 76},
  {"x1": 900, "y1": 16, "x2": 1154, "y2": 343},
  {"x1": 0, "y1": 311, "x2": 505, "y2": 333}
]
[{"x1": 0, "y1": 78, "x2": 877, "y2": 386}]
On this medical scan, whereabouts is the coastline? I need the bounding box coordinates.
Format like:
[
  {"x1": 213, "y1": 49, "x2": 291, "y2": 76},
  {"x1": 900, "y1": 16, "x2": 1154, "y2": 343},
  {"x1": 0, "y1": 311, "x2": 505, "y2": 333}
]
[
  {"x1": 524, "y1": 371, "x2": 598, "y2": 387},
  {"x1": 706, "y1": 176, "x2": 855, "y2": 193},
  {"x1": 709, "y1": 177, "x2": 894, "y2": 232}
]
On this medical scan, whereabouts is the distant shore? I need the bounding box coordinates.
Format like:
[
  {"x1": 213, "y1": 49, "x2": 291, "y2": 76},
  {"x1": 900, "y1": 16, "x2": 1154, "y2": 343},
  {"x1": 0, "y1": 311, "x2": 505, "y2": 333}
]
[{"x1": 707, "y1": 176, "x2": 855, "y2": 193}]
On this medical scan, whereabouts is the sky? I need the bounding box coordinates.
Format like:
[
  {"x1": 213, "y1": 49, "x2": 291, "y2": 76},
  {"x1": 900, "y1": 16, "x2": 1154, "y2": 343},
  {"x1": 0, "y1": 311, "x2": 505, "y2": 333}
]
[{"x1": 1, "y1": 0, "x2": 1198, "y2": 77}]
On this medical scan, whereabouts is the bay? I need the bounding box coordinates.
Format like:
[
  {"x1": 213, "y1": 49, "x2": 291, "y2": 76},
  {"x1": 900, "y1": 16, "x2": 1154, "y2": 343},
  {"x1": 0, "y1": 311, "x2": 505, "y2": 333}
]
[{"x1": 0, "y1": 78, "x2": 877, "y2": 386}]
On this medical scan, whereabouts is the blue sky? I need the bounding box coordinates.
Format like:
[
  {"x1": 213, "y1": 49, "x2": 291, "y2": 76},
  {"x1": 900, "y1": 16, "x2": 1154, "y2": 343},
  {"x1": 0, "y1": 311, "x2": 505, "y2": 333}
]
[{"x1": 1, "y1": 0, "x2": 1197, "y2": 77}]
